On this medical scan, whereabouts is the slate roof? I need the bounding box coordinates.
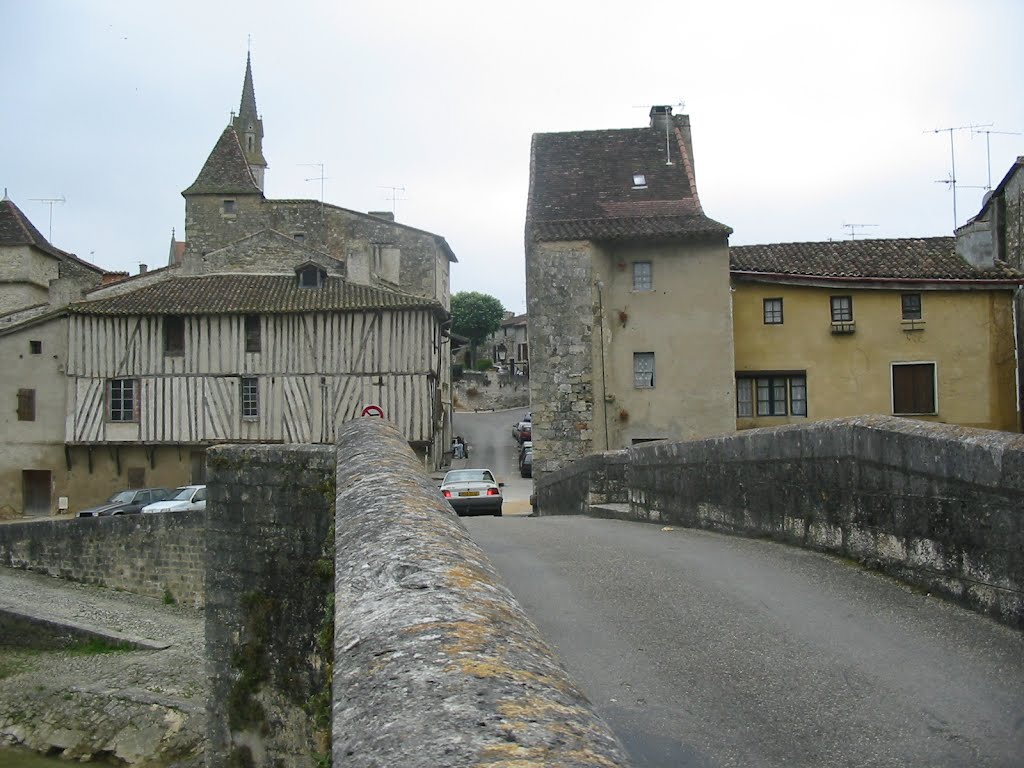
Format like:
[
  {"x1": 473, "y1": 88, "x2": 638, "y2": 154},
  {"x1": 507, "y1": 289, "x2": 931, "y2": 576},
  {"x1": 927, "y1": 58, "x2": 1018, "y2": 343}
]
[
  {"x1": 69, "y1": 274, "x2": 445, "y2": 316},
  {"x1": 0, "y1": 197, "x2": 105, "y2": 273},
  {"x1": 730, "y1": 237, "x2": 1024, "y2": 283},
  {"x1": 527, "y1": 117, "x2": 731, "y2": 242},
  {"x1": 181, "y1": 127, "x2": 263, "y2": 196}
]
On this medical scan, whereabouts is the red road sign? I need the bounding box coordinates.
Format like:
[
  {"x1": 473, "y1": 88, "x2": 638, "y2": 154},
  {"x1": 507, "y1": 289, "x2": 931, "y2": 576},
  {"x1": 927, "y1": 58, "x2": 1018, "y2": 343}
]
[{"x1": 361, "y1": 405, "x2": 384, "y2": 418}]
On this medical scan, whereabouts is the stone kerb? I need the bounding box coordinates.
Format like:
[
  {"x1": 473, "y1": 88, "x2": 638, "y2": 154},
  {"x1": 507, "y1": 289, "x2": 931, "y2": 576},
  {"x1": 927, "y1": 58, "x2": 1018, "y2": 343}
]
[{"x1": 332, "y1": 418, "x2": 633, "y2": 767}]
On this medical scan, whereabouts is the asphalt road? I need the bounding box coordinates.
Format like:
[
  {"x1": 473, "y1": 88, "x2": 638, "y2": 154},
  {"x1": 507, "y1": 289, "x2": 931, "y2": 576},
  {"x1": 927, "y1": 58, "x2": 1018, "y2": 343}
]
[
  {"x1": 453, "y1": 408, "x2": 532, "y2": 510},
  {"x1": 456, "y1": 416, "x2": 1024, "y2": 767}
]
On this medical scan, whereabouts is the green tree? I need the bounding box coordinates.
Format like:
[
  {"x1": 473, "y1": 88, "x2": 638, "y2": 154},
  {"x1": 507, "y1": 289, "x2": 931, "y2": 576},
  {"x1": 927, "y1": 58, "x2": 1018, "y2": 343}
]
[{"x1": 451, "y1": 291, "x2": 505, "y2": 366}]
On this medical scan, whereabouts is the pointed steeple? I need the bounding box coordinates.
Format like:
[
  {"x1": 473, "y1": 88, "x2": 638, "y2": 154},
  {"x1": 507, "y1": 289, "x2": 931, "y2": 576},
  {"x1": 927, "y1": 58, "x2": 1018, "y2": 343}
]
[{"x1": 231, "y1": 52, "x2": 267, "y2": 191}]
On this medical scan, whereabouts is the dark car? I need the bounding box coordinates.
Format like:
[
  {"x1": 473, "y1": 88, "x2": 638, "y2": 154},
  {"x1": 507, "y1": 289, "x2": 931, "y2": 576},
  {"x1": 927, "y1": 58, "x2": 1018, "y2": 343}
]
[
  {"x1": 76, "y1": 488, "x2": 173, "y2": 517},
  {"x1": 520, "y1": 447, "x2": 533, "y2": 478}
]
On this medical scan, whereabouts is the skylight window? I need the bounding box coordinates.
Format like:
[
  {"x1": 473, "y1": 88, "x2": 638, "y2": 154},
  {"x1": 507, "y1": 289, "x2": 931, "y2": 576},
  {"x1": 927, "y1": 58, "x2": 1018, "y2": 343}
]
[{"x1": 632, "y1": 173, "x2": 647, "y2": 189}]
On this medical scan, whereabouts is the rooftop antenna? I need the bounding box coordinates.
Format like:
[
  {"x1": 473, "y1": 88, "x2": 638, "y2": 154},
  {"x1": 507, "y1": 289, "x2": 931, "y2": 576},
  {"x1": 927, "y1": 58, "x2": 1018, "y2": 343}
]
[
  {"x1": 632, "y1": 100, "x2": 685, "y2": 165},
  {"x1": 970, "y1": 127, "x2": 1022, "y2": 189},
  {"x1": 300, "y1": 162, "x2": 330, "y2": 214},
  {"x1": 842, "y1": 223, "x2": 877, "y2": 240},
  {"x1": 29, "y1": 195, "x2": 66, "y2": 241},
  {"x1": 378, "y1": 185, "x2": 406, "y2": 216},
  {"x1": 927, "y1": 122, "x2": 991, "y2": 230}
]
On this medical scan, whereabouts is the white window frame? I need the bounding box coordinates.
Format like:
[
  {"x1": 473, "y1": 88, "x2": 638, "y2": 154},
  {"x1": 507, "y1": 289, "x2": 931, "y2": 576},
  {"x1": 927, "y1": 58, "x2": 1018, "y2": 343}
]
[
  {"x1": 241, "y1": 377, "x2": 259, "y2": 419},
  {"x1": 632, "y1": 261, "x2": 653, "y2": 291},
  {"x1": 634, "y1": 352, "x2": 655, "y2": 388}
]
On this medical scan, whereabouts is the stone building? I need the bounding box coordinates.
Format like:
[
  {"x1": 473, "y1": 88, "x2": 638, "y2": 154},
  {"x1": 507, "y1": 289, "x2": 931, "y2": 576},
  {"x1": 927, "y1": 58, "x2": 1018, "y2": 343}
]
[
  {"x1": 177, "y1": 54, "x2": 456, "y2": 310},
  {"x1": 525, "y1": 107, "x2": 736, "y2": 479},
  {"x1": 0, "y1": 195, "x2": 107, "y2": 315}
]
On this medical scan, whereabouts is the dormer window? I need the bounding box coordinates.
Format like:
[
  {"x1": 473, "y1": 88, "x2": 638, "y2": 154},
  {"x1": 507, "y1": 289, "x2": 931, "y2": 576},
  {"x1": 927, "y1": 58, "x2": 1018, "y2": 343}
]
[
  {"x1": 632, "y1": 173, "x2": 647, "y2": 189},
  {"x1": 297, "y1": 264, "x2": 325, "y2": 288}
]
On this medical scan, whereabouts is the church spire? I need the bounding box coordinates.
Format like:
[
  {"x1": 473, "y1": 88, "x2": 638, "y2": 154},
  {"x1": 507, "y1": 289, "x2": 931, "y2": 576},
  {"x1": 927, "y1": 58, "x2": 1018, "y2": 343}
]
[{"x1": 231, "y1": 51, "x2": 267, "y2": 191}]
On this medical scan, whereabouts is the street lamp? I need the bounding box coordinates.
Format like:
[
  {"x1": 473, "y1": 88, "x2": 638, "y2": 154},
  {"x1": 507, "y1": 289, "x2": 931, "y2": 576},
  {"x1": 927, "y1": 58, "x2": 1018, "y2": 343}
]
[{"x1": 495, "y1": 343, "x2": 508, "y2": 364}]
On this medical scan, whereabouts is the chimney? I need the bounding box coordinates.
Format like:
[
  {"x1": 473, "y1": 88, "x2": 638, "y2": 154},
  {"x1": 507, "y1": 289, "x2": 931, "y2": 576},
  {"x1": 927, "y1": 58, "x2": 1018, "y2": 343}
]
[
  {"x1": 368, "y1": 211, "x2": 395, "y2": 222},
  {"x1": 139, "y1": 263, "x2": 148, "y2": 275},
  {"x1": 649, "y1": 105, "x2": 673, "y2": 132}
]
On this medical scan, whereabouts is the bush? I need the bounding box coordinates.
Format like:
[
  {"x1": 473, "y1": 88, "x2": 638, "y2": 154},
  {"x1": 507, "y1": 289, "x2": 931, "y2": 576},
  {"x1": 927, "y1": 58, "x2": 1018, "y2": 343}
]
[{"x1": 475, "y1": 359, "x2": 493, "y2": 372}]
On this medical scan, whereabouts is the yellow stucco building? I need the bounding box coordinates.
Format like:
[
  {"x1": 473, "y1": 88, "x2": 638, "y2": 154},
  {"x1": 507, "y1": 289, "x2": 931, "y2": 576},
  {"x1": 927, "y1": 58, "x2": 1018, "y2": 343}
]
[{"x1": 731, "y1": 237, "x2": 1022, "y2": 432}]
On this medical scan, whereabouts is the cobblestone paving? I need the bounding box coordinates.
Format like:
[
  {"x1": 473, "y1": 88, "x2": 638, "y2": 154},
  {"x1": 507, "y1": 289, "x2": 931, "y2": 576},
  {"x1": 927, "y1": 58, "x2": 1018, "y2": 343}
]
[{"x1": 0, "y1": 567, "x2": 205, "y2": 766}]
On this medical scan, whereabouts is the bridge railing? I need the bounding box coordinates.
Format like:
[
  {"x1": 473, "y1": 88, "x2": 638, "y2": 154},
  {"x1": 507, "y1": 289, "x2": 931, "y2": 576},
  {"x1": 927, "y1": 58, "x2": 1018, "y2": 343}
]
[
  {"x1": 205, "y1": 420, "x2": 633, "y2": 767},
  {"x1": 536, "y1": 415, "x2": 1024, "y2": 630}
]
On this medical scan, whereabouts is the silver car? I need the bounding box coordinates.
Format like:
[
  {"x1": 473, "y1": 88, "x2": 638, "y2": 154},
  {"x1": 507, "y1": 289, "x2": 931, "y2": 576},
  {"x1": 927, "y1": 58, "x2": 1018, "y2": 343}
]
[{"x1": 440, "y1": 469, "x2": 503, "y2": 516}]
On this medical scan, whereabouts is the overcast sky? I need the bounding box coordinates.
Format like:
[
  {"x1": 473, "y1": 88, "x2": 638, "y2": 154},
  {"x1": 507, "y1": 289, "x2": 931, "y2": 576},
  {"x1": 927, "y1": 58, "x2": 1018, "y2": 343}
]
[{"x1": 4, "y1": 1, "x2": 1022, "y2": 314}]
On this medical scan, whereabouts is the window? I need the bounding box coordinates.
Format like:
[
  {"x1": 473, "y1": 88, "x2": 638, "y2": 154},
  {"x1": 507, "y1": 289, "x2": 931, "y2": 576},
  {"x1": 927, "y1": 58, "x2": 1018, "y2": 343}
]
[
  {"x1": 632, "y1": 173, "x2": 647, "y2": 189},
  {"x1": 830, "y1": 296, "x2": 853, "y2": 323},
  {"x1": 633, "y1": 261, "x2": 652, "y2": 291},
  {"x1": 223, "y1": 199, "x2": 236, "y2": 215},
  {"x1": 634, "y1": 352, "x2": 655, "y2": 388},
  {"x1": 763, "y1": 298, "x2": 783, "y2": 324},
  {"x1": 29, "y1": 340, "x2": 42, "y2": 354},
  {"x1": 241, "y1": 377, "x2": 259, "y2": 419},
  {"x1": 293, "y1": 233, "x2": 305, "y2": 243},
  {"x1": 17, "y1": 389, "x2": 35, "y2": 421},
  {"x1": 245, "y1": 315, "x2": 261, "y2": 353},
  {"x1": 108, "y1": 379, "x2": 138, "y2": 422},
  {"x1": 892, "y1": 363, "x2": 935, "y2": 415},
  {"x1": 901, "y1": 293, "x2": 922, "y2": 320},
  {"x1": 164, "y1": 316, "x2": 185, "y2": 356},
  {"x1": 298, "y1": 265, "x2": 322, "y2": 288},
  {"x1": 736, "y1": 374, "x2": 807, "y2": 418}
]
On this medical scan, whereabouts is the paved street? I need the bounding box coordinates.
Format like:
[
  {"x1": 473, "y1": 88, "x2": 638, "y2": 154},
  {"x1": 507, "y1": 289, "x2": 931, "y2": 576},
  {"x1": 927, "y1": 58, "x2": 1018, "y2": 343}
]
[
  {"x1": 453, "y1": 408, "x2": 533, "y2": 514},
  {"x1": 456, "y1": 412, "x2": 1024, "y2": 768}
]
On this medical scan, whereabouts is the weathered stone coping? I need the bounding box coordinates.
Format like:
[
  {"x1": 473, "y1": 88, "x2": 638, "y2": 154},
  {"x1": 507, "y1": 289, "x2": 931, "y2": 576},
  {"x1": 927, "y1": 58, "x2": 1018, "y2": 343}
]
[{"x1": 333, "y1": 418, "x2": 633, "y2": 767}]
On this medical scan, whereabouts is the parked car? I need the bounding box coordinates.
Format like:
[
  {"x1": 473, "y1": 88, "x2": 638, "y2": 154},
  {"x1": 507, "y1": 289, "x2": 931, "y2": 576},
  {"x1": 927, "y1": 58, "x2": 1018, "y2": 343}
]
[
  {"x1": 142, "y1": 485, "x2": 207, "y2": 513},
  {"x1": 520, "y1": 447, "x2": 533, "y2": 478},
  {"x1": 511, "y1": 412, "x2": 532, "y2": 439},
  {"x1": 516, "y1": 421, "x2": 532, "y2": 443},
  {"x1": 76, "y1": 488, "x2": 174, "y2": 517},
  {"x1": 518, "y1": 440, "x2": 533, "y2": 469},
  {"x1": 439, "y1": 469, "x2": 503, "y2": 516}
]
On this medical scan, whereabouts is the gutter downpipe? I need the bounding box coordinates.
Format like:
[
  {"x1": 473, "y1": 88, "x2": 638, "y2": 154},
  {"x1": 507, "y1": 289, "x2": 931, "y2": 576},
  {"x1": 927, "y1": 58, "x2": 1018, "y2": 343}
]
[{"x1": 596, "y1": 279, "x2": 610, "y2": 450}]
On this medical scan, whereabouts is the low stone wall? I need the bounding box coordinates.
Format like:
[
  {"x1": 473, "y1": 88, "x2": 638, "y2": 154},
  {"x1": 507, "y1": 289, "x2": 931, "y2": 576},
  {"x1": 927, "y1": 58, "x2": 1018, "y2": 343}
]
[
  {"x1": 204, "y1": 443, "x2": 336, "y2": 768},
  {"x1": 332, "y1": 418, "x2": 632, "y2": 767},
  {"x1": 536, "y1": 416, "x2": 1024, "y2": 629},
  {"x1": 0, "y1": 511, "x2": 206, "y2": 607}
]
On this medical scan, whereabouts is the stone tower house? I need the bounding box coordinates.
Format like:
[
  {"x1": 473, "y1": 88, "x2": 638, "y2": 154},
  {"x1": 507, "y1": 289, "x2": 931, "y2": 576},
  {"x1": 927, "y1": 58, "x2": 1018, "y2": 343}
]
[{"x1": 525, "y1": 108, "x2": 735, "y2": 480}]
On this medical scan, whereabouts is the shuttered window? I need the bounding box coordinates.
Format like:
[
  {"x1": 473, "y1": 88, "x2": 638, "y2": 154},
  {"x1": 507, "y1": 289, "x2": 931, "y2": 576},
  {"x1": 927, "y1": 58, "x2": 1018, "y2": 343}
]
[
  {"x1": 17, "y1": 389, "x2": 35, "y2": 421},
  {"x1": 892, "y1": 363, "x2": 935, "y2": 414}
]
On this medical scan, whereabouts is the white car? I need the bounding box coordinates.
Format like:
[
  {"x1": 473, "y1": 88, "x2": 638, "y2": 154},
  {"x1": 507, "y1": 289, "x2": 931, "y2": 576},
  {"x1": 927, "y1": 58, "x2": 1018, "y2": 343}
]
[
  {"x1": 439, "y1": 469, "x2": 503, "y2": 516},
  {"x1": 142, "y1": 485, "x2": 207, "y2": 513}
]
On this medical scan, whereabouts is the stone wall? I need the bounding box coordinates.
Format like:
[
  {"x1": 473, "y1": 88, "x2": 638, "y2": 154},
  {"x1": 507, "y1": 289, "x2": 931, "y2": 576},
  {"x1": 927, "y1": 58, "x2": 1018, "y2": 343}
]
[
  {"x1": 536, "y1": 416, "x2": 1024, "y2": 629},
  {"x1": 525, "y1": 242, "x2": 596, "y2": 481},
  {"x1": 204, "y1": 443, "x2": 336, "y2": 768},
  {"x1": 0, "y1": 511, "x2": 206, "y2": 607},
  {"x1": 331, "y1": 417, "x2": 632, "y2": 767}
]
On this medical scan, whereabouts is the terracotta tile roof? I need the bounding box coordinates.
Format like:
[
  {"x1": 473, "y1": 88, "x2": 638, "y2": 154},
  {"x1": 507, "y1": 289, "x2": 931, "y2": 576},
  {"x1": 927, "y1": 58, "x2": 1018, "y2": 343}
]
[
  {"x1": 69, "y1": 274, "x2": 445, "y2": 316},
  {"x1": 730, "y1": 237, "x2": 1024, "y2": 282},
  {"x1": 527, "y1": 118, "x2": 731, "y2": 242},
  {"x1": 181, "y1": 127, "x2": 262, "y2": 196},
  {"x1": 0, "y1": 197, "x2": 106, "y2": 273}
]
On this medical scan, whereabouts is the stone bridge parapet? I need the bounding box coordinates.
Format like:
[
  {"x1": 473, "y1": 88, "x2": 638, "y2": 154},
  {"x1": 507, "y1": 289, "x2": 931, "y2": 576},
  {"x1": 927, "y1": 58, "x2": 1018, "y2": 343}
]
[{"x1": 536, "y1": 415, "x2": 1024, "y2": 629}]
